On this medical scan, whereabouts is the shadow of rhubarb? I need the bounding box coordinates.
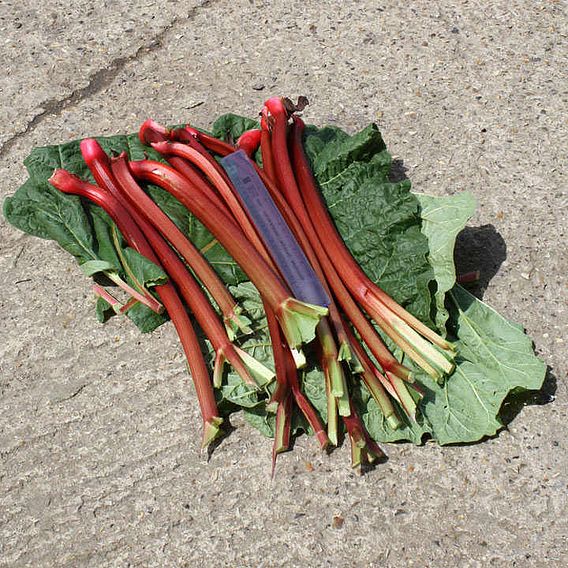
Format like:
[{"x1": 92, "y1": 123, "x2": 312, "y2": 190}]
[
  {"x1": 454, "y1": 224, "x2": 507, "y2": 300},
  {"x1": 388, "y1": 158, "x2": 409, "y2": 183},
  {"x1": 499, "y1": 365, "x2": 558, "y2": 427}
]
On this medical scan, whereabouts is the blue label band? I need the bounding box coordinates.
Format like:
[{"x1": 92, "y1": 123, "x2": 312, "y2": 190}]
[{"x1": 221, "y1": 150, "x2": 330, "y2": 307}]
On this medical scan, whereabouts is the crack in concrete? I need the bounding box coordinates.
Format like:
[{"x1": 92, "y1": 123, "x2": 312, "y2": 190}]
[{"x1": 0, "y1": 1, "x2": 215, "y2": 160}]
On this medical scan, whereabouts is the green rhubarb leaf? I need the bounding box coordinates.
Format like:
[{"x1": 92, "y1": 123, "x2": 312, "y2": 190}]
[
  {"x1": 3, "y1": 176, "x2": 97, "y2": 264},
  {"x1": 318, "y1": 152, "x2": 434, "y2": 325},
  {"x1": 3, "y1": 132, "x2": 172, "y2": 333},
  {"x1": 217, "y1": 374, "x2": 260, "y2": 409},
  {"x1": 80, "y1": 259, "x2": 116, "y2": 277},
  {"x1": 243, "y1": 407, "x2": 276, "y2": 438},
  {"x1": 415, "y1": 192, "x2": 477, "y2": 332},
  {"x1": 424, "y1": 285, "x2": 546, "y2": 444},
  {"x1": 310, "y1": 123, "x2": 388, "y2": 180},
  {"x1": 206, "y1": 282, "x2": 274, "y2": 414},
  {"x1": 95, "y1": 296, "x2": 115, "y2": 324},
  {"x1": 211, "y1": 114, "x2": 259, "y2": 143},
  {"x1": 225, "y1": 282, "x2": 274, "y2": 376},
  {"x1": 120, "y1": 247, "x2": 168, "y2": 289},
  {"x1": 302, "y1": 125, "x2": 350, "y2": 166},
  {"x1": 90, "y1": 207, "x2": 123, "y2": 270},
  {"x1": 302, "y1": 365, "x2": 329, "y2": 422}
]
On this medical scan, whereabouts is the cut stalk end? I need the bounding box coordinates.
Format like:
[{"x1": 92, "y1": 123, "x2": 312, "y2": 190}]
[
  {"x1": 388, "y1": 314, "x2": 455, "y2": 380},
  {"x1": 266, "y1": 400, "x2": 278, "y2": 414},
  {"x1": 234, "y1": 346, "x2": 275, "y2": 387},
  {"x1": 278, "y1": 298, "x2": 328, "y2": 349},
  {"x1": 273, "y1": 396, "x2": 292, "y2": 456},
  {"x1": 315, "y1": 429, "x2": 331, "y2": 450},
  {"x1": 337, "y1": 340, "x2": 353, "y2": 363},
  {"x1": 387, "y1": 413, "x2": 403, "y2": 431},
  {"x1": 350, "y1": 438, "x2": 363, "y2": 468},
  {"x1": 347, "y1": 350, "x2": 365, "y2": 375},
  {"x1": 327, "y1": 407, "x2": 339, "y2": 446},
  {"x1": 291, "y1": 348, "x2": 307, "y2": 369},
  {"x1": 201, "y1": 416, "x2": 224, "y2": 448}
]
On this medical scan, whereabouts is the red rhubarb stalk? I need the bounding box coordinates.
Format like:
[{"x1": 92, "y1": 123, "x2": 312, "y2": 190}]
[
  {"x1": 203, "y1": 148, "x2": 350, "y2": 421},
  {"x1": 128, "y1": 159, "x2": 328, "y2": 349},
  {"x1": 288, "y1": 114, "x2": 456, "y2": 349},
  {"x1": 253, "y1": 148, "x2": 413, "y2": 382},
  {"x1": 260, "y1": 115, "x2": 277, "y2": 185},
  {"x1": 80, "y1": 141, "x2": 273, "y2": 388},
  {"x1": 342, "y1": 400, "x2": 385, "y2": 467},
  {"x1": 457, "y1": 270, "x2": 480, "y2": 284},
  {"x1": 172, "y1": 128, "x2": 235, "y2": 189},
  {"x1": 151, "y1": 141, "x2": 263, "y2": 244},
  {"x1": 284, "y1": 108, "x2": 455, "y2": 380},
  {"x1": 108, "y1": 151, "x2": 251, "y2": 339},
  {"x1": 288, "y1": 360, "x2": 330, "y2": 451},
  {"x1": 343, "y1": 325, "x2": 403, "y2": 427},
  {"x1": 176, "y1": 126, "x2": 235, "y2": 156},
  {"x1": 150, "y1": 139, "x2": 316, "y2": 387},
  {"x1": 272, "y1": 391, "x2": 293, "y2": 476},
  {"x1": 49, "y1": 170, "x2": 222, "y2": 446},
  {"x1": 236, "y1": 129, "x2": 262, "y2": 158},
  {"x1": 138, "y1": 120, "x2": 218, "y2": 203},
  {"x1": 138, "y1": 119, "x2": 171, "y2": 144}
]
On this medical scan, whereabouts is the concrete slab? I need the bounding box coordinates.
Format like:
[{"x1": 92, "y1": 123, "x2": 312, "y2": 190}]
[
  {"x1": 1, "y1": 1, "x2": 566, "y2": 566},
  {"x1": 0, "y1": 0, "x2": 205, "y2": 149}
]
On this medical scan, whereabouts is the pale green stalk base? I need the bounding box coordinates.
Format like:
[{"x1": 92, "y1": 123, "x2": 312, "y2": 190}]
[
  {"x1": 390, "y1": 317, "x2": 455, "y2": 380},
  {"x1": 366, "y1": 294, "x2": 456, "y2": 381},
  {"x1": 234, "y1": 346, "x2": 275, "y2": 387},
  {"x1": 337, "y1": 340, "x2": 353, "y2": 363},
  {"x1": 214, "y1": 349, "x2": 274, "y2": 389},
  {"x1": 350, "y1": 438, "x2": 363, "y2": 468},
  {"x1": 272, "y1": 402, "x2": 290, "y2": 455},
  {"x1": 201, "y1": 416, "x2": 224, "y2": 448},
  {"x1": 327, "y1": 395, "x2": 339, "y2": 446},
  {"x1": 387, "y1": 372, "x2": 418, "y2": 418},
  {"x1": 291, "y1": 348, "x2": 307, "y2": 369},
  {"x1": 387, "y1": 413, "x2": 402, "y2": 430},
  {"x1": 347, "y1": 348, "x2": 365, "y2": 374},
  {"x1": 324, "y1": 356, "x2": 351, "y2": 417},
  {"x1": 363, "y1": 373, "x2": 402, "y2": 430},
  {"x1": 278, "y1": 298, "x2": 328, "y2": 349}
]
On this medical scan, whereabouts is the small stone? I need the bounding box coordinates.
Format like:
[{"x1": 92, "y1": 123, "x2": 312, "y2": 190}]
[
  {"x1": 252, "y1": 84, "x2": 265, "y2": 91},
  {"x1": 332, "y1": 514, "x2": 344, "y2": 529}
]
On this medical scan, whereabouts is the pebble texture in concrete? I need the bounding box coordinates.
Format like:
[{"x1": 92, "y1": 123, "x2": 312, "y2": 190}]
[{"x1": 0, "y1": 1, "x2": 566, "y2": 567}]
